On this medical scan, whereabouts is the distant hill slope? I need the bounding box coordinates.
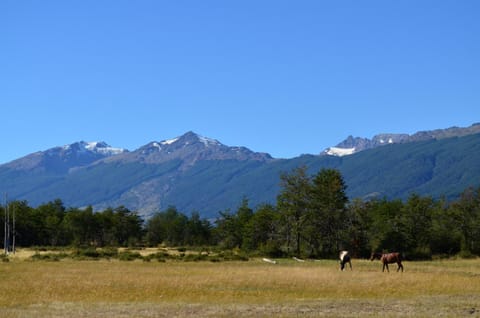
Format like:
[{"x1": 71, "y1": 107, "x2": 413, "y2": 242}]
[
  {"x1": 340, "y1": 133, "x2": 480, "y2": 199},
  {"x1": 1, "y1": 129, "x2": 479, "y2": 219}
]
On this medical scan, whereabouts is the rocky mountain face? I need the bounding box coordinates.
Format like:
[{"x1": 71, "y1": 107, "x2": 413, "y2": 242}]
[
  {"x1": 103, "y1": 131, "x2": 273, "y2": 168},
  {"x1": 324, "y1": 123, "x2": 480, "y2": 156}
]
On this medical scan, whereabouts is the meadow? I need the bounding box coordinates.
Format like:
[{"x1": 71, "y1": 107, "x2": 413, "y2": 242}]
[{"x1": 0, "y1": 250, "x2": 479, "y2": 317}]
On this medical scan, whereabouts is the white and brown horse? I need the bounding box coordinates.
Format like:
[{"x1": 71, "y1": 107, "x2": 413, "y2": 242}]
[
  {"x1": 339, "y1": 250, "x2": 352, "y2": 271},
  {"x1": 370, "y1": 252, "x2": 404, "y2": 272}
]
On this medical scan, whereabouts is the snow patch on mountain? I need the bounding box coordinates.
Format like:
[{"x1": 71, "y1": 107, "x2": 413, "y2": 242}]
[
  {"x1": 84, "y1": 142, "x2": 126, "y2": 155},
  {"x1": 62, "y1": 141, "x2": 127, "y2": 156},
  {"x1": 325, "y1": 147, "x2": 356, "y2": 157},
  {"x1": 161, "y1": 137, "x2": 179, "y2": 145},
  {"x1": 158, "y1": 133, "x2": 218, "y2": 147},
  {"x1": 379, "y1": 138, "x2": 394, "y2": 144},
  {"x1": 198, "y1": 135, "x2": 220, "y2": 146}
]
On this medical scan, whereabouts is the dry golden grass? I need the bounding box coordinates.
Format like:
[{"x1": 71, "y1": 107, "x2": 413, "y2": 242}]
[{"x1": 0, "y1": 252, "x2": 479, "y2": 317}]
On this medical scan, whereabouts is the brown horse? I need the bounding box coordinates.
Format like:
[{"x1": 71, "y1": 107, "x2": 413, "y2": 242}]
[{"x1": 370, "y1": 252, "x2": 404, "y2": 272}]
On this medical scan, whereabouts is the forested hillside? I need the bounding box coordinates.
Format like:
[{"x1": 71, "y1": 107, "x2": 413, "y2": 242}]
[{"x1": 2, "y1": 168, "x2": 480, "y2": 260}]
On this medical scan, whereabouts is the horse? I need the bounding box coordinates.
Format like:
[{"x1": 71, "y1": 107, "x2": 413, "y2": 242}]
[
  {"x1": 339, "y1": 250, "x2": 352, "y2": 271},
  {"x1": 370, "y1": 252, "x2": 404, "y2": 272}
]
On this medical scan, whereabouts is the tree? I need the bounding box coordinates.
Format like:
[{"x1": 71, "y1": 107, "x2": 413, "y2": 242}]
[
  {"x1": 37, "y1": 199, "x2": 67, "y2": 246},
  {"x1": 430, "y1": 197, "x2": 461, "y2": 256},
  {"x1": 110, "y1": 206, "x2": 143, "y2": 246},
  {"x1": 94, "y1": 208, "x2": 116, "y2": 246},
  {"x1": 401, "y1": 194, "x2": 435, "y2": 258},
  {"x1": 5, "y1": 200, "x2": 34, "y2": 247},
  {"x1": 63, "y1": 206, "x2": 98, "y2": 246},
  {"x1": 307, "y1": 168, "x2": 349, "y2": 257},
  {"x1": 145, "y1": 206, "x2": 188, "y2": 246},
  {"x1": 242, "y1": 204, "x2": 281, "y2": 255},
  {"x1": 184, "y1": 211, "x2": 212, "y2": 246},
  {"x1": 449, "y1": 187, "x2": 480, "y2": 255},
  {"x1": 214, "y1": 198, "x2": 253, "y2": 249},
  {"x1": 345, "y1": 198, "x2": 373, "y2": 258},
  {"x1": 277, "y1": 166, "x2": 311, "y2": 256},
  {"x1": 368, "y1": 198, "x2": 407, "y2": 253}
]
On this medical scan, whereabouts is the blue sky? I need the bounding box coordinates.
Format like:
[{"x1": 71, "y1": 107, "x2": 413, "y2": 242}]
[{"x1": 1, "y1": 1, "x2": 479, "y2": 164}]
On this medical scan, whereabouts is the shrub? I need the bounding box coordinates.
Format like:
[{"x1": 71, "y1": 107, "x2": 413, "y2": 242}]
[
  {"x1": 457, "y1": 250, "x2": 477, "y2": 259},
  {"x1": 31, "y1": 252, "x2": 68, "y2": 261},
  {"x1": 259, "y1": 241, "x2": 285, "y2": 258},
  {"x1": 218, "y1": 250, "x2": 249, "y2": 261},
  {"x1": 407, "y1": 247, "x2": 432, "y2": 260},
  {"x1": 99, "y1": 247, "x2": 119, "y2": 259},
  {"x1": 183, "y1": 253, "x2": 209, "y2": 262},
  {"x1": 0, "y1": 254, "x2": 9, "y2": 262},
  {"x1": 118, "y1": 250, "x2": 143, "y2": 261},
  {"x1": 143, "y1": 252, "x2": 167, "y2": 262},
  {"x1": 72, "y1": 248, "x2": 101, "y2": 260}
]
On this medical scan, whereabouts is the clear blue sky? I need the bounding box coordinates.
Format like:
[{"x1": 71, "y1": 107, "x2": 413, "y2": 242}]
[{"x1": 1, "y1": 1, "x2": 479, "y2": 164}]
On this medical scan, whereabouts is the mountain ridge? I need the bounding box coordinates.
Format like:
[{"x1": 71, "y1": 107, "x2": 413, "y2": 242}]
[
  {"x1": 102, "y1": 131, "x2": 273, "y2": 167},
  {"x1": 323, "y1": 123, "x2": 480, "y2": 156},
  {"x1": 3, "y1": 141, "x2": 128, "y2": 173},
  {"x1": 1, "y1": 125, "x2": 479, "y2": 218}
]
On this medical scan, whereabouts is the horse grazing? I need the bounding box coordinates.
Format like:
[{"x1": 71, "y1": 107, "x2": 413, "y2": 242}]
[
  {"x1": 370, "y1": 252, "x2": 404, "y2": 272},
  {"x1": 339, "y1": 250, "x2": 352, "y2": 271}
]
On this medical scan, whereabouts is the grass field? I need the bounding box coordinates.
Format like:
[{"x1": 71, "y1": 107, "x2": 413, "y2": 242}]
[{"x1": 0, "y1": 250, "x2": 479, "y2": 317}]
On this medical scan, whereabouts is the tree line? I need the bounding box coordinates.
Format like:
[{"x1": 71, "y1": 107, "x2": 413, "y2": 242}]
[{"x1": 2, "y1": 167, "x2": 480, "y2": 259}]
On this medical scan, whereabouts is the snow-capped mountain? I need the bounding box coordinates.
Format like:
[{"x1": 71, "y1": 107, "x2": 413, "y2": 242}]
[
  {"x1": 323, "y1": 123, "x2": 480, "y2": 157},
  {"x1": 104, "y1": 131, "x2": 273, "y2": 166},
  {"x1": 4, "y1": 141, "x2": 128, "y2": 173},
  {"x1": 324, "y1": 134, "x2": 410, "y2": 156},
  {"x1": 0, "y1": 131, "x2": 276, "y2": 216}
]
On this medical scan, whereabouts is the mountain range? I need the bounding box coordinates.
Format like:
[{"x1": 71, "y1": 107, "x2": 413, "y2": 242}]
[
  {"x1": 324, "y1": 123, "x2": 480, "y2": 156},
  {"x1": 1, "y1": 124, "x2": 479, "y2": 218}
]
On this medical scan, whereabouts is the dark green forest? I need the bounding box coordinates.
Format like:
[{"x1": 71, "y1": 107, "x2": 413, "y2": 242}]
[{"x1": 2, "y1": 167, "x2": 480, "y2": 260}]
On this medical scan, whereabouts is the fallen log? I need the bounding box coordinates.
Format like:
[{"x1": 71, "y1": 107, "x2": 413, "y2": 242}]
[{"x1": 262, "y1": 258, "x2": 277, "y2": 264}]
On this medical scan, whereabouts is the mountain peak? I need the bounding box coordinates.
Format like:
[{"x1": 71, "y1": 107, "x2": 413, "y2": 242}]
[
  {"x1": 162, "y1": 131, "x2": 221, "y2": 148},
  {"x1": 121, "y1": 131, "x2": 272, "y2": 165},
  {"x1": 323, "y1": 123, "x2": 480, "y2": 157},
  {"x1": 5, "y1": 141, "x2": 127, "y2": 172},
  {"x1": 62, "y1": 141, "x2": 127, "y2": 156}
]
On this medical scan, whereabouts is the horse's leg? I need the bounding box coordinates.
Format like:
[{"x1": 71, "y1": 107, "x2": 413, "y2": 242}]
[
  {"x1": 397, "y1": 261, "x2": 404, "y2": 272},
  {"x1": 385, "y1": 263, "x2": 389, "y2": 272},
  {"x1": 349, "y1": 260, "x2": 352, "y2": 270}
]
